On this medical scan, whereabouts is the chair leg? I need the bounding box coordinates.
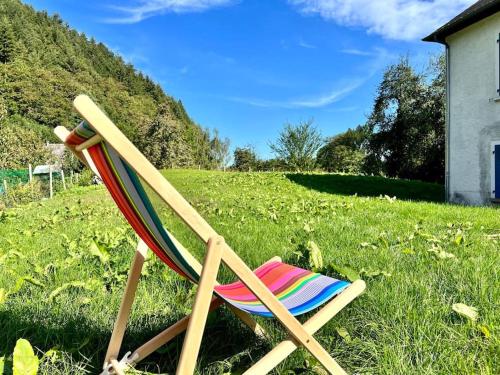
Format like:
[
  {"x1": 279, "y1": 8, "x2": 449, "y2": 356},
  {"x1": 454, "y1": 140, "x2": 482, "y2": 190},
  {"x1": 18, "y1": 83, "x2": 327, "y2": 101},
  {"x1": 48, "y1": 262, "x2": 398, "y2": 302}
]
[
  {"x1": 132, "y1": 255, "x2": 281, "y2": 362},
  {"x1": 243, "y1": 280, "x2": 366, "y2": 375},
  {"x1": 104, "y1": 254, "x2": 282, "y2": 374},
  {"x1": 176, "y1": 236, "x2": 225, "y2": 375},
  {"x1": 104, "y1": 239, "x2": 148, "y2": 369}
]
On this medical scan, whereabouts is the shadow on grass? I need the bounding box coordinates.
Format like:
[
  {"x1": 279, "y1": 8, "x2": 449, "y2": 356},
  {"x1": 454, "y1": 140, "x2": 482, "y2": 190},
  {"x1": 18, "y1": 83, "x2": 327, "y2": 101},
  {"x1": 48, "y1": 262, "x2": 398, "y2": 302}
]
[
  {"x1": 286, "y1": 173, "x2": 445, "y2": 203},
  {"x1": 0, "y1": 306, "x2": 269, "y2": 374}
]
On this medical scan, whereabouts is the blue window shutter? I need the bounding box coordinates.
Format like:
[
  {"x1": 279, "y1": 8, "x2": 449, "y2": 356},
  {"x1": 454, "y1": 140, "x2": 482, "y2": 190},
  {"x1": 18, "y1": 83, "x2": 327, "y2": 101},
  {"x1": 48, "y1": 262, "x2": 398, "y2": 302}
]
[{"x1": 496, "y1": 145, "x2": 500, "y2": 198}]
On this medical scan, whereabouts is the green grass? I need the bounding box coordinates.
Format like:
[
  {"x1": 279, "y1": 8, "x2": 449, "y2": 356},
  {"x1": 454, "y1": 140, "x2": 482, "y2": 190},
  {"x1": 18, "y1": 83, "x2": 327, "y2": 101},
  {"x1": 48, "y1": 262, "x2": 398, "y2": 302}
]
[{"x1": 0, "y1": 170, "x2": 498, "y2": 374}]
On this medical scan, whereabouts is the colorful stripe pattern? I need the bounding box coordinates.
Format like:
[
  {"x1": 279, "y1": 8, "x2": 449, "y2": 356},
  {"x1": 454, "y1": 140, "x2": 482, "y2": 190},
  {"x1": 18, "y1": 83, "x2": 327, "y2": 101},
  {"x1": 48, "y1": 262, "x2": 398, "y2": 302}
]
[
  {"x1": 65, "y1": 121, "x2": 350, "y2": 317},
  {"x1": 215, "y1": 261, "x2": 349, "y2": 317}
]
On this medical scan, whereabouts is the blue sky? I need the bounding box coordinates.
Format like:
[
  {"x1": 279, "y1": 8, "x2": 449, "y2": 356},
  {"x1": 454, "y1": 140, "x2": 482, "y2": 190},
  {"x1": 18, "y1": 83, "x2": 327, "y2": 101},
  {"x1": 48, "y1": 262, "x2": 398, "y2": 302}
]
[{"x1": 24, "y1": 0, "x2": 474, "y2": 158}]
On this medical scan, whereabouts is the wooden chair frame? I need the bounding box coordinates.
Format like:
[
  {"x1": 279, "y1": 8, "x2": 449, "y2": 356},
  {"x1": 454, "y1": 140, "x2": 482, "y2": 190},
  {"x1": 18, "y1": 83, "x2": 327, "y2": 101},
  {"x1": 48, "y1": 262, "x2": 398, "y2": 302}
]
[{"x1": 55, "y1": 95, "x2": 366, "y2": 375}]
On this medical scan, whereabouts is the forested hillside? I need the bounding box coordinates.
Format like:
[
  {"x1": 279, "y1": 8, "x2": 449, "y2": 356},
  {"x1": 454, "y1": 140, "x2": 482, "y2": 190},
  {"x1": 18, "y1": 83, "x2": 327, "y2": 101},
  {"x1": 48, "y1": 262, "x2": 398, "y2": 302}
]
[{"x1": 0, "y1": 0, "x2": 222, "y2": 169}]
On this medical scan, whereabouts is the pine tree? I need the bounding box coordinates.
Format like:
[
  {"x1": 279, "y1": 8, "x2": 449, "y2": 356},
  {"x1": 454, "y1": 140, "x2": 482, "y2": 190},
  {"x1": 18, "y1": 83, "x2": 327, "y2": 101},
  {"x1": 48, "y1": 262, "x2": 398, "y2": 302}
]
[{"x1": 0, "y1": 19, "x2": 17, "y2": 63}]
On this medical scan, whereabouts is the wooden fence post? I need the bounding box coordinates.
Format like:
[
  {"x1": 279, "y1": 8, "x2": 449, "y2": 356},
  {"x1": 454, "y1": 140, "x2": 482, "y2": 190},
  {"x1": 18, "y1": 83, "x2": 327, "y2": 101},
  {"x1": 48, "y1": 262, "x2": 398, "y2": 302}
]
[
  {"x1": 49, "y1": 166, "x2": 53, "y2": 198},
  {"x1": 3, "y1": 180, "x2": 7, "y2": 193},
  {"x1": 70, "y1": 170, "x2": 74, "y2": 185},
  {"x1": 28, "y1": 164, "x2": 33, "y2": 182}
]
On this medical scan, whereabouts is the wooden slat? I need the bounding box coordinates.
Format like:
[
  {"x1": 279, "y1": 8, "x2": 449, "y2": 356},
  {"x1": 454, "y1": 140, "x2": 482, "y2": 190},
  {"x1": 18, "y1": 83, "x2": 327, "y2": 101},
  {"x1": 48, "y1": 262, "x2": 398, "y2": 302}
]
[
  {"x1": 54, "y1": 125, "x2": 101, "y2": 177},
  {"x1": 75, "y1": 134, "x2": 102, "y2": 151},
  {"x1": 105, "y1": 239, "x2": 148, "y2": 364},
  {"x1": 176, "y1": 236, "x2": 224, "y2": 374}
]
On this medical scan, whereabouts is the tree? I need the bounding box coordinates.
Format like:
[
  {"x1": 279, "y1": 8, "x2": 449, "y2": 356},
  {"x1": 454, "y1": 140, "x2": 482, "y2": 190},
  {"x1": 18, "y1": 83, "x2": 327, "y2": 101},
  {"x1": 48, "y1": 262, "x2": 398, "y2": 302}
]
[
  {"x1": 0, "y1": 123, "x2": 53, "y2": 169},
  {"x1": 364, "y1": 56, "x2": 445, "y2": 183},
  {"x1": 210, "y1": 130, "x2": 231, "y2": 170},
  {"x1": 269, "y1": 119, "x2": 323, "y2": 171},
  {"x1": 233, "y1": 146, "x2": 258, "y2": 171},
  {"x1": 317, "y1": 125, "x2": 369, "y2": 173},
  {"x1": 0, "y1": 96, "x2": 7, "y2": 122},
  {"x1": 317, "y1": 145, "x2": 365, "y2": 173},
  {"x1": 257, "y1": 158, "x2": 288, "y2": 171},
  {"x1": 141, "y1": 103, "x2": 193, "y2": 169},
  {"x1": 0, "y1": 18, "x2": 17, "y2": 63}
]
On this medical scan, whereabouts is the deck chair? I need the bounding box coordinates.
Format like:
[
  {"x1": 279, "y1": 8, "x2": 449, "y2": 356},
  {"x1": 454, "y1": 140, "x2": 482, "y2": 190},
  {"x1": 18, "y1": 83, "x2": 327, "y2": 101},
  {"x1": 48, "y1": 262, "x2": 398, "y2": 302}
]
[{"x1": 55, "y1": 95, "x2": 366, "y2": 375}]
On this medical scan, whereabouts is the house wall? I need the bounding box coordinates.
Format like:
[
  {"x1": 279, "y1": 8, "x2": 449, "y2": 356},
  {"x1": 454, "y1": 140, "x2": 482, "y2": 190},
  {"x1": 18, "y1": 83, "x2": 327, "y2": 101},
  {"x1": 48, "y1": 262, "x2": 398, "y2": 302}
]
[{"x1": 447, "y1": 12, "x2": 500, "y2": 205}]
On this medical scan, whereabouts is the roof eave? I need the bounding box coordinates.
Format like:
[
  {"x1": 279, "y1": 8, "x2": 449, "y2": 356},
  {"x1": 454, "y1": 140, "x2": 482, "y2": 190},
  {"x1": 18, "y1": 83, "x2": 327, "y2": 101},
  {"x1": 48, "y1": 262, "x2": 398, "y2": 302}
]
[
  {"x1": 422, "y1": 2, "x2": 500, "y2": 44},
  {"x1": 422, "y1": 33, "x2": 446, "y2": 44}
]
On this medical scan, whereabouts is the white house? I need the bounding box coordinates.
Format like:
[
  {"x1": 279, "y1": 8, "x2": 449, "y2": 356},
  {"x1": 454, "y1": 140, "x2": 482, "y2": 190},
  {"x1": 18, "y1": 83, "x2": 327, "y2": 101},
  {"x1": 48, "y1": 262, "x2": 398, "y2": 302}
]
[{"x1": 424, "y1": 0, "x2": 500, "y2": 205}]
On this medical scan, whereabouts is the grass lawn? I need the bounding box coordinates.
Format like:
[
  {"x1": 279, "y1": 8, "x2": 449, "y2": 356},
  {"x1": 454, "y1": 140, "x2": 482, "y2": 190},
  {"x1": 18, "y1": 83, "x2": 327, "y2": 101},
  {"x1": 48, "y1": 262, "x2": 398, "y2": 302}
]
[{"x1": 0, "y1": 170, "x2": 498, "y2": 374}]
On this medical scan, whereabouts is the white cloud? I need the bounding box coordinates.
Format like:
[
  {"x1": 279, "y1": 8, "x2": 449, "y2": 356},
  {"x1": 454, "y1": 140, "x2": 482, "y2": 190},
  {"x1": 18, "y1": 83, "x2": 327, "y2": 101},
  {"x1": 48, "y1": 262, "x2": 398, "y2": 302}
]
[
  {"x1": 291, "y1": 79, "x2": 363, "y2": 107},
  {"x1": 230, "y1": 47, "x2": 397, "y2": 109},
  {"x1": 340, "y1": 48, "x2": 373, "y2": 56},
  {"x1": 298, "y1": 38, "x2": 316, "y2": 49},
  {"x1": 106, "y1": 0, "x2": 235, "y2": 23},
  {"x1": 289, "y1": 0, "x2": 476, "y2": 40},
  {"x1": 230, "y1": 79, "x2": 363, "y2": 108}
]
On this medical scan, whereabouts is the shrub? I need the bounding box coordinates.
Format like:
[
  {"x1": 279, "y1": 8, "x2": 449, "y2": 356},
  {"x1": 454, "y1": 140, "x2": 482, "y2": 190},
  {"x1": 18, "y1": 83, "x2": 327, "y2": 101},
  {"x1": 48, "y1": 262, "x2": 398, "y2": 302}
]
[
  {"x1": 76, "y1": 169, "x2": 95, "y2": 187},
  {"x1": 0, "y1": 123, "x2": 53, "y2": 169},
  {"x1": 0, "y1": 180, "x2": 44, "y2": 208}
]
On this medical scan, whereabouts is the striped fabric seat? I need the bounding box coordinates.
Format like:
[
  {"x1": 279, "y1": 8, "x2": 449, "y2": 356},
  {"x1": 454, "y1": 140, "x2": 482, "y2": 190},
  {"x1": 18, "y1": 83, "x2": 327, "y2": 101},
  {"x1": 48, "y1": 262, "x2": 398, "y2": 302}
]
[
  {"x1": 66, "y1": 121, "x2": 349, "y2": 317},
  {"x1": 216, "y1": 261, "x2": 349, "y2": 317}
]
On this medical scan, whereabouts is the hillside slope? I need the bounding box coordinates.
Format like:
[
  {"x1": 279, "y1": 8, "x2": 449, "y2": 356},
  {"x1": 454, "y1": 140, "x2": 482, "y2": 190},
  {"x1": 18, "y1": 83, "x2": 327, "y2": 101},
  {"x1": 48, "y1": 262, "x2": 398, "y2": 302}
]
[{"x1": 0, "y1": 0, "x2": 216, "y2": 168}]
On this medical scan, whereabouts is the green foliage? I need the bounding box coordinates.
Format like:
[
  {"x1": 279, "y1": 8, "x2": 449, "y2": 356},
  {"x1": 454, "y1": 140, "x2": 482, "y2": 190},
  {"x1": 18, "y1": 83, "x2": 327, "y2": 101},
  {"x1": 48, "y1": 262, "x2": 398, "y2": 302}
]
[
  {"x1": 0, "y1": 179, "x2": 45, "y2": 208},
  {"x1": 13, "y1": 338, "x2": 39, "y2": 375},
  {"x1": 140, "y1": 103, "x2": 194, "y2": 168},
  {"x1": 256, "y1": 157, "x2": 288, "y2": 171},
  {"x1": 0, "y1": 96, "x2": 7, "y2": 121},
  {"x1": 0, "y1": 0, "x2": 218, "y2": 169},
  {"x1": 269, "y1": 119, "x2": 323, "y2": 171},
  {"x1": 210, "y1": 129, "x2": 231, "y2": 170},
  {"x1": 0, "y1": 124, "x2": 53, "y2": 169},
  {"x1": 305, "y1": 240, "x2": 323, "y2": 271},
  {"x1": 233, "y1": 146, "x2": 258, "y2": 171},
  {"x1": 317, "y1": 145, "x2": 365, "y2": 173},
  {"x1": 317, "y1": 126, "x2": 369, "y2": 173},
  {"x1": 364, "y1": 56, "x2": 445, "y2": 182},
  {"x1": 76, "y1": 169, "x2": 95, "y2": 187},
  {"x1": 0, "y1": 17, "x2": 17, "y2": 63},
  {"x1": 60, "y1": 149, "x2": 82, "y2": 173}
]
